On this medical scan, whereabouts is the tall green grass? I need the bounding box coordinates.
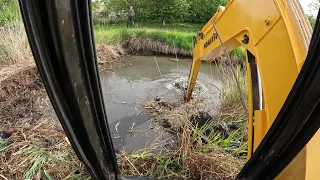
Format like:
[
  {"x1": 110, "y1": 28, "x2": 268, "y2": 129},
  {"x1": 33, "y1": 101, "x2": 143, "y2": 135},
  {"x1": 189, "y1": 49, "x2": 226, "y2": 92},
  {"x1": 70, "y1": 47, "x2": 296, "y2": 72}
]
[
  {"x1": 191, "y1": 120, "x2": 247, "y2": 156},
  {"x1": 95, "y1": 27, "x2": 194, "y2": 51},
  {"x1": 12, "y1": 144, "x2": 90, "y2": 179},
  {"x1": 0, "y1": 20, "x2": 32, "y2": 66},
  {"x1": 95, "y1": 22, "x2": 204, "y2": 33},
  {"x1": 0, "y1": 0, "x2": 20, "y2": 26},
  {"x1": 230, "y1": 46, "x2": 246, "y2": 61},
  {"x1": 219, "y1": 64, "x2": 248, "y2": 110}
]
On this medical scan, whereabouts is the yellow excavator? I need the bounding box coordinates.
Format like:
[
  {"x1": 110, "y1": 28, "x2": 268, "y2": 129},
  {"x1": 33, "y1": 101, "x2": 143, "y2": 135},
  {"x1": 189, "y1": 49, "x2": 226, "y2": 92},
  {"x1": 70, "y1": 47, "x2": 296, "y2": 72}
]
[
  {"x1": 18, "y1": 0, "x2": 320, "y2": 179},
  {"x1": 186, "y1": 0, "x2": 319, "y2": 179}
]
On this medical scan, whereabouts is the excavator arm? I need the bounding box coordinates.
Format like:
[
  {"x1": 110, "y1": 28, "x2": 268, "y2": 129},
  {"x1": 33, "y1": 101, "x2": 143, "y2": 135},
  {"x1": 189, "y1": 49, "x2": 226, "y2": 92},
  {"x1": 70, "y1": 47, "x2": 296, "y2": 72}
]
[
  {"x1": 187, "y1": 0, "x2": 311, "y2": 154},
  {"x1": 187, "y1": 0, "x2": 320, "y2": 179}
]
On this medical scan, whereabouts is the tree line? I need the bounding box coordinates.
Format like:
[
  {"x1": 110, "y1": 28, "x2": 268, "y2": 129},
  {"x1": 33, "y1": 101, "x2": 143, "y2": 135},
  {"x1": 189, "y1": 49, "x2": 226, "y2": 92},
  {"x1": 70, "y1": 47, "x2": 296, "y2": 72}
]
[
  {"x1": 0, "y1": 0, "x2": 317, "y2": 27},
  {"x1": 96, "y1": 0, "x2": 228, "y2": 24}
]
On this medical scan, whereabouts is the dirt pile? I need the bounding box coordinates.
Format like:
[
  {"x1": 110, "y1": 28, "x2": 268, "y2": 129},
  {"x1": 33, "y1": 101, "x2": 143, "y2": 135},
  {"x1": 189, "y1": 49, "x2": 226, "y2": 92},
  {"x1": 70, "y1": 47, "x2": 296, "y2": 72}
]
[
  {"x1": 96, "y1": 44, "x2": 125, "y2": 64},
  {"x1": 143, "y1": 97, "x2": 205, "y2": 132},
  {"x1": 143, "y1": 97, "x2": 236, "y2": 138}
]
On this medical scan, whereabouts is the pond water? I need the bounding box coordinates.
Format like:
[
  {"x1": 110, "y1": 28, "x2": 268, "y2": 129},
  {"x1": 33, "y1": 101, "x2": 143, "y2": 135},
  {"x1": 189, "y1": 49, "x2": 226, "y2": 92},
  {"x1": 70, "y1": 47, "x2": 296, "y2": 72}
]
[{"x1": 99, "y1": 55, "x2": 222, "y2": 151}]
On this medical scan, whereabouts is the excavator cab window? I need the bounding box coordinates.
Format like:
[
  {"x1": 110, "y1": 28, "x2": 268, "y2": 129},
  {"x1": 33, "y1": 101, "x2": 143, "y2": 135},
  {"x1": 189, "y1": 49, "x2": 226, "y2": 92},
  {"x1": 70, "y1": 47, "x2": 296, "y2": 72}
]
[{"x1": 18, "y1": 0, "x2": 320, "y2": 179}]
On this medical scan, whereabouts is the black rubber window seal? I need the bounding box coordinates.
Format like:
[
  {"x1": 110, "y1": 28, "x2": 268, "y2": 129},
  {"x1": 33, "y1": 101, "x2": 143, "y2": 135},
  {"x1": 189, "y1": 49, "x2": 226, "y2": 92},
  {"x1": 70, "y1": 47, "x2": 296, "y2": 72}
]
[{"x1": 19, "y1": 1, "x2": 119, "y2": 179}]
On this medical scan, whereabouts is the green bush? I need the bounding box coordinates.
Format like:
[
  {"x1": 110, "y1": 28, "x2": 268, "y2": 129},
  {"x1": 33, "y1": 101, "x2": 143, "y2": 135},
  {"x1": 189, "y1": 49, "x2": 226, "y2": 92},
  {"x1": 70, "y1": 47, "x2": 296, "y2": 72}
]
[
  {"x1": 151, "y1": 0, "x2": 190, "y2": 24},
  {"x1": 0, "y1": 0, "x2": 20, "y2": 26},
  {"x1": 307, "y1": 15, "x2": 316, "y2": 29},
  {"x1": 100, "y1": 0, "x2": 228, "y2": 24},
  {"x1": 105, "y1": 0, "x2": 155, "y2": 22},
  {"x1": 230, "y1": 46, "x2": 246, "y2": 61},
  {"x1": 186, "y1": 0, "x2": 228, "y2": 23}
]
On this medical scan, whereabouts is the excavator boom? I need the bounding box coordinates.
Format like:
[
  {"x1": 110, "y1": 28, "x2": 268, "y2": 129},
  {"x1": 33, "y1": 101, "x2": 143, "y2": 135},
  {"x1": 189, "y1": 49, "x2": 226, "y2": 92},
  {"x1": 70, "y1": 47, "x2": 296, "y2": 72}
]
[{"x1": 186, "y1": 0, "x2": 319, "y2": 179}]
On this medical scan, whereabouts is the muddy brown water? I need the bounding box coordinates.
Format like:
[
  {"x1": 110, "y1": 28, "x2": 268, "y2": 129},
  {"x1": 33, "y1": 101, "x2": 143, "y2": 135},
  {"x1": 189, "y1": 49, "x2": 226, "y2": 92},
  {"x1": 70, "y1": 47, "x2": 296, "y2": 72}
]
[{"x1": 99, "y1": 55, "x2": 222, "y2": 151}]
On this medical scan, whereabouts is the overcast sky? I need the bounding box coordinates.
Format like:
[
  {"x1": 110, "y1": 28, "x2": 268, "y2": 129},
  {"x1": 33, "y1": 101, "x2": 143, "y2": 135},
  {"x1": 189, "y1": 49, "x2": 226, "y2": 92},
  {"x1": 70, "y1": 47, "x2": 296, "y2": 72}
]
[
  {"x1": 299, "y1": 0, "x2": 312, "y2": 10},
  {"x1": 299, "y1": 0, "x2": 318, "y2": 16}
]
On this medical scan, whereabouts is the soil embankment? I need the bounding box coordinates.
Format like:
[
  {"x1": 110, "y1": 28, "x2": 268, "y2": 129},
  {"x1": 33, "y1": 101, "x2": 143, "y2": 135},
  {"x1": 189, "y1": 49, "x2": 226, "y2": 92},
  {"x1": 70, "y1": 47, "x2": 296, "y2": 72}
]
[{"x1": 0, "y1": 44, "x2": 124, "y2": 178}]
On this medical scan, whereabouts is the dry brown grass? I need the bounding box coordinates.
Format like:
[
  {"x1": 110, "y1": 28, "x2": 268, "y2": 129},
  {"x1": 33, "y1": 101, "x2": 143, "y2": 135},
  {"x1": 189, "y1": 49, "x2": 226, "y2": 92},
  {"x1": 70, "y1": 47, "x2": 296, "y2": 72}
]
[
  {"x1": 0, "y1": 66, "x2": 88, "y2": 179},
  {"x1": 117, "y1": 151, "x2": 181, "y2": 178},
  {"x1": 96, "y1": 43, "x2": 125, "y2": 64},
  {"x1": 0, "y1": 20, "x2": 33, "y2": 67},
  {"x1": 0, "y1": 34, "x2": 126, "y2": 178},
  {"x1": 216, "y1": 58, "x2": 247, "y2": 112},
  {"x1": 0, "y1": 120, "x2": 87, "y2": 179},
  {"x1": 0, "y1": 62, "x2": 35, "y2": 83},
  {"x1": 0, "y1": 67, "x2": 40, "y2": 116},
  {"x1": 185, "y1": 151, "x2": 242, "y2": 179},
  {"x1": 118, "y1": 148, "x2": 242, "y2": 180},
  {"x1": 96, "y1": 43, "x2": 127, "y2": 71},
  {"x1": 215, "y1": 60, "x2": 248, "y2": 138},
  {"x1": 117, "y1": 133, "x2": 243, "y2": 180},
  {"x1": 0, "y1": 20, "x2": 123, "y2": 71}
]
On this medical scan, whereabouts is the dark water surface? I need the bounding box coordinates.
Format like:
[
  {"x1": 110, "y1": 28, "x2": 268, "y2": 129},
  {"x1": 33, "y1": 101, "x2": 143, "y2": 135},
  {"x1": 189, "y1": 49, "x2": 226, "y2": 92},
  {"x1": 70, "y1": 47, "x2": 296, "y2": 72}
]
[{"x1": 99, "y1": 55, "x2": 221, "y2": 151}]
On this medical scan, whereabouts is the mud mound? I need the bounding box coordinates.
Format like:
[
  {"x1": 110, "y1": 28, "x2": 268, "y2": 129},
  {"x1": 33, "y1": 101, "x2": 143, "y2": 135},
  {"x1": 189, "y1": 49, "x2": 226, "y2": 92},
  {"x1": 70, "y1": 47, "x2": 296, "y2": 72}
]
[
  {"x1": 165, "y1": 77, "x2": 208, "y2": 98},
  {"x1": 143, "y1": 97, "x2": 203, "y2": 132},
  {"x1": 144, "y1": 97, "x2": 224, "y2": 136},
  {"x1": 96, "y1": 44, "x2": 125, "y2": 64},
  {"x1": 143, "y1": 96, "x2": 247, "y2": 151}
]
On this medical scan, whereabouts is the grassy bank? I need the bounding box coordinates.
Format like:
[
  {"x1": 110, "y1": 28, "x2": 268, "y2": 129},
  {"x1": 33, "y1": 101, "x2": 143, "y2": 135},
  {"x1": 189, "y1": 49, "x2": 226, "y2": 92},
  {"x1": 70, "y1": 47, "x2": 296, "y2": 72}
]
[
  {"x1": 95, "y1": 24, "x2": 195, "y2": 55},
  {"x1": 94, "y1": 22, "x2": 246, "y2": 59}
]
